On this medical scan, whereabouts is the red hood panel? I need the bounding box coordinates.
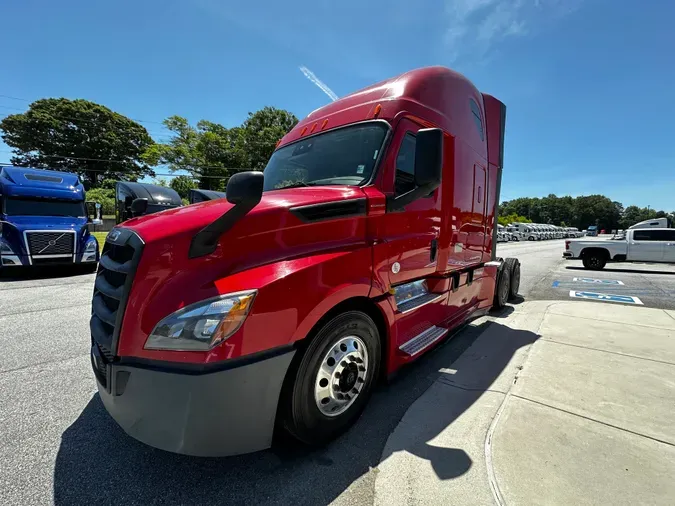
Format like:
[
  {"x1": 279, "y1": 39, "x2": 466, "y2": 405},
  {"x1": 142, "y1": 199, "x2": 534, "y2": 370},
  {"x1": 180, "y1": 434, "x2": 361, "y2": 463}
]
[{"x1": 123, "y1": 186, "x2": 366, "y2": 244}]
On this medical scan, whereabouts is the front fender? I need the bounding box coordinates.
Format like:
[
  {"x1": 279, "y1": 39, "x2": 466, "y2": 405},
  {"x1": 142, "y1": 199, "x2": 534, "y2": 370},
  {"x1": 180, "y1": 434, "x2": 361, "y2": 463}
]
[{"x1": 120, "y1": 246, "x2": 374, "y2": 363}]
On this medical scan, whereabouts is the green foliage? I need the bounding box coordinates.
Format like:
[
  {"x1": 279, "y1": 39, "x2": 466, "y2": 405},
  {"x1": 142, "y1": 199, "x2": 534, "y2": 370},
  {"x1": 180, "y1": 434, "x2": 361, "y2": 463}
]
[
  {"x1": 142, "y1": 107, "x2": 298, "y2": 190},
  {"x1": 241, "y1": 107, "x2": 299, "y2": 169},
  {"x1": 619, "y1": 206, "x2": 672, "y2": 229},
  {"x1": 0, "y1": 98, "x2": 155, "y2": 187},
  {"x1": 498, "y1": 213, "x2": 531, "y2": 226},
  {"x1": 170, "y1": 175, "x2": 198, "y2": 199},
  {"x1": 85, "y1": 187, "x2": 115, "y2": 215},
  {"x1": 500, "y1": 194, "x2": 672, "y2": 230}
]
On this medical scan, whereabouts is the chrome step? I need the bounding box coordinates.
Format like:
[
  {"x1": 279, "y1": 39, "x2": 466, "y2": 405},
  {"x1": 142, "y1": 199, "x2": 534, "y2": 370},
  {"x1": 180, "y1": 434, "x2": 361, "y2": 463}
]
[
  {"x1": 396, "y1": 292, "x2": 442, "y2": 313},
  {"x1": 399, "y1": 326, "x2": 449, "y2": 356}
]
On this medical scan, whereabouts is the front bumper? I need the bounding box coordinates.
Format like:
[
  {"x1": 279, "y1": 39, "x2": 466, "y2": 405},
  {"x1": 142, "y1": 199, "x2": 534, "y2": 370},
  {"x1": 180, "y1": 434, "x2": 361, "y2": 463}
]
[
  {"x1": 1, "y1": 252, "x2": 98, "y2": 266},
  {"x1": 94, "y1": 346, "x2": 296, "y2": 457}
]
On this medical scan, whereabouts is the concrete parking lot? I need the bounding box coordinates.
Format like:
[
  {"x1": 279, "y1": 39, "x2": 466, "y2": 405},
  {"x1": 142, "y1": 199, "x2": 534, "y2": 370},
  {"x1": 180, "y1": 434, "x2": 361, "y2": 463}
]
[{"x1": 1, "y1": 239, "x2": 674, "y2": 505}]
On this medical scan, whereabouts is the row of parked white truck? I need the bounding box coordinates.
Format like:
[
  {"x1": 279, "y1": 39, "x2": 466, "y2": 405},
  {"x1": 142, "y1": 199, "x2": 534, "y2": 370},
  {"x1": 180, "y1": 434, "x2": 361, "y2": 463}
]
[{"x1": 497, "y1": 223, "x2": 582, "y2": 242}]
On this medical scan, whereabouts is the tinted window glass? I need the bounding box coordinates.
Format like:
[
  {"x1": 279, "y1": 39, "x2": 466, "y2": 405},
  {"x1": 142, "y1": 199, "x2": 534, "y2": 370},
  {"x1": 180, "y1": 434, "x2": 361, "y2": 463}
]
[
  {"x1": 653, "y1": 230, "x2": 675, "y2": 241},
  {"x1": 470, "y1": 99, "x2": 484, "y2": 141},
  {"x1": 395, "y1": 133, "x2": 416, "y2": 195},
  {"x1": 4, "y1": 198, "x2": 85, "y2": 217},
  {"x1": 263, "y1": 123, "x2": 387, "y2": 191},
  {"x1": 633, "y1": 230, "x2": 656, "y2": 241}
]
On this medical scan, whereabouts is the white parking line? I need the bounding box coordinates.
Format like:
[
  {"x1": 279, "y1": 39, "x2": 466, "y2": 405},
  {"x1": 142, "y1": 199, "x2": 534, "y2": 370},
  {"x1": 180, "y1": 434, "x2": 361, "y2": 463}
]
[
  {"x1": 572, "y1": 277, "x2": 625, "y2": 285},
  {"x1": 569, "y1": 290, "x2": 643, "y2": 305}
]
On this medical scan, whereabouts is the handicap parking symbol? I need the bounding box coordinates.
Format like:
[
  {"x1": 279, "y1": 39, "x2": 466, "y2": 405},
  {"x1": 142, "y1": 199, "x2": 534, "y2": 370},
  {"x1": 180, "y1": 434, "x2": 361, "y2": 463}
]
[
  {"x1": 569, "y1": 290, "x2": 643, "y2": 305},
  {"x1": 572, "y1": 277, "x2": 624, "y2": 285}
]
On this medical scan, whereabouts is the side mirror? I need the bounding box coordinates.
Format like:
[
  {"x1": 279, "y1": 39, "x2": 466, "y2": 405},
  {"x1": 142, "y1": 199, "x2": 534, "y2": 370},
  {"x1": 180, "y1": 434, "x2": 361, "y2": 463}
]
[
  {"x1": 226, "y1": 171, "x2": 264, "y2": 206},
  {"x1": 413, "y1": 128, "x2": 443, "y2": 187},
  {"x1": 387, "y1": 128, "x2": 443, "y2": 212},
  {"x1": 130, "y1": 198, "x2": 149, "y2": 217},
  {"x1": 189, "y1": 171, "x2": 264, "y2": 259},
  {"x1": 86, "y1": 201, "x2": 103, "y2": 225}
]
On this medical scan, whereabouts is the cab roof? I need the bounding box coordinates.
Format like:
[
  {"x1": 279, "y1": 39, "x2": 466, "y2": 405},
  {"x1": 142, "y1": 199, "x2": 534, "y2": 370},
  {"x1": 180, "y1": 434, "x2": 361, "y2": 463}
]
[
  {"x1": 278, "y1": 66, "x2": 503, "y2": 167},
  {"x1": 0, "y1": 166, "x2": 84, "y2": 200}
]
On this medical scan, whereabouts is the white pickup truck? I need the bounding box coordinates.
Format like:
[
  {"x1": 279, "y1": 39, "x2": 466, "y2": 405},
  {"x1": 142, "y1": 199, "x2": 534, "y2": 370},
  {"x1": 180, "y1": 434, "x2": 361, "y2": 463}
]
[{"x1": 564, "y1": 228, "x2": 675, "y2": 269}]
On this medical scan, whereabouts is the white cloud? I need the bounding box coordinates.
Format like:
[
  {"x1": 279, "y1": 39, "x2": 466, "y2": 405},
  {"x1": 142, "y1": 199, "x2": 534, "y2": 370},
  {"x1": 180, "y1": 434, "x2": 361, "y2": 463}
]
[
  {"x1": 299, "y1": 66, "x2": 339, "y2": 102},
  {"x1": 444, "y1": 0, "x2": 580, "y2": 61}
]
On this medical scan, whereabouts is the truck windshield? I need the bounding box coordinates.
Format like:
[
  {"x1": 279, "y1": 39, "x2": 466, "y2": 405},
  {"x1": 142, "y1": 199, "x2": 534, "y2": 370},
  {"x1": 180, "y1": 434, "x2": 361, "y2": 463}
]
[
  {"x1": 4, "y1": 197, "x2": 86, "y2": 217},
  {"x1": 262, "y1": 122, "x2": 388, "y2": 191}
]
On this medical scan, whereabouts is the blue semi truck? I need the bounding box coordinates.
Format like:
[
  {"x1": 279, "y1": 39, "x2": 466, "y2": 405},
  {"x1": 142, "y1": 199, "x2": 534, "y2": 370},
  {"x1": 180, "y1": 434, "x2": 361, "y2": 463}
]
[{"x1": 0, "y1": 166, "x2": 102, "y2": 270}]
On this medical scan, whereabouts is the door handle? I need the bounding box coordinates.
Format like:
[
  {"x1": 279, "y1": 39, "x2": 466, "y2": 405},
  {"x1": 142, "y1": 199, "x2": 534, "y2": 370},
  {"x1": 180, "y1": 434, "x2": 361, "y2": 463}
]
[{"x1": 430, "y1": 239, "x2": 438, "y2": 262}]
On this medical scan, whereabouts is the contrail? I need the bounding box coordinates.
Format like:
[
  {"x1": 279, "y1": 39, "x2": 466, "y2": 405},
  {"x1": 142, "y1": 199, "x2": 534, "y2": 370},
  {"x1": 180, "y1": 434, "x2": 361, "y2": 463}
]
[{"x1": 299, "y1": 66, "x2": 338, "y2": 102}]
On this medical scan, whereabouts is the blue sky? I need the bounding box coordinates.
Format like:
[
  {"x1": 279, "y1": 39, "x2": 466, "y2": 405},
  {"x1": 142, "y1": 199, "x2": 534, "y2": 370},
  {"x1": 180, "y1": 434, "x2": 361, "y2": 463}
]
[{"x1": 1, "y1": 0, "x2": 674, "y2": 210}]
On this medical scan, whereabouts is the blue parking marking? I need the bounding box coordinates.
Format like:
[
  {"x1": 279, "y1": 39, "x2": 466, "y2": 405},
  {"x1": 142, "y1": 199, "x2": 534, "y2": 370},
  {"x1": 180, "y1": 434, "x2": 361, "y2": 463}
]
[
  {"x1": 572, "y1": 277, "x2": 624, "y2": 285},
  {"x1": 552, "y1": 280, "x2": 560, "y2": 288},
  {"x1": 569, "y1": 290, "x2": 643, "y2": 305}
]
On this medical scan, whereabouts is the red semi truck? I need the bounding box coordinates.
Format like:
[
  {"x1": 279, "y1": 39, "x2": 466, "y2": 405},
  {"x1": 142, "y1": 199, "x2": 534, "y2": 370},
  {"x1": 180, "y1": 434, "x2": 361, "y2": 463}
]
[{"x1": 90, "y1": 66, "x2": 520, "y2": 457}]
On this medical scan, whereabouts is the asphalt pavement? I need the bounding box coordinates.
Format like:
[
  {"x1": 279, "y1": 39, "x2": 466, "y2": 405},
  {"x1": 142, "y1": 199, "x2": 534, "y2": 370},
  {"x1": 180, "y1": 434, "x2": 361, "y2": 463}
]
[{"x1": 1, "y1": 239, "x2": 674, "y2": 505}]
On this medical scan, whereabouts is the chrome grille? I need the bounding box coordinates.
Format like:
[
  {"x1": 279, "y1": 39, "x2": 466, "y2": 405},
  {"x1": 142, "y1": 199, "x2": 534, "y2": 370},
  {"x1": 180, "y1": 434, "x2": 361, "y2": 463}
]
[{"x1": 25, "y1": 231, "x2": 74, "y2": 256}]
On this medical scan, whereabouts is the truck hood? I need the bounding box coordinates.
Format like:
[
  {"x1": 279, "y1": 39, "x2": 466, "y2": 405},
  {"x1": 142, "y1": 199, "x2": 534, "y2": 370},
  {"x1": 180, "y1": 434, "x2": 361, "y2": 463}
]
[
  {"x1": 123, "y1": 186, "x2": 367, "y2": 245},
  {"x1": 1, "y1": 215, "x2": 88, "y2": 231},
  {"x1": 118, "y1": 186, "x2": 371, "y2": 327}
]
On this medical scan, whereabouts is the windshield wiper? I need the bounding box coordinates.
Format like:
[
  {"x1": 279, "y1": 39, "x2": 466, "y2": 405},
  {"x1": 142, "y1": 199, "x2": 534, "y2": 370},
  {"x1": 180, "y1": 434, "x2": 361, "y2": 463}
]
[{"x1": 277, "y1": 181, "x2": 313, "y2": 189}]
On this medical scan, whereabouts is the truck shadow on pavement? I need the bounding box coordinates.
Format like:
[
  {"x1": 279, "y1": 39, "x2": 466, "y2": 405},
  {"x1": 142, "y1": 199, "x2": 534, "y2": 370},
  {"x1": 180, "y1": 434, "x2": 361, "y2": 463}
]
[
  {"x1": 565, "y1": 266, "x2": 675, "y2": 276},
  {"x1": 53, "y1": 317, "x2": 538, "y2": 506}
]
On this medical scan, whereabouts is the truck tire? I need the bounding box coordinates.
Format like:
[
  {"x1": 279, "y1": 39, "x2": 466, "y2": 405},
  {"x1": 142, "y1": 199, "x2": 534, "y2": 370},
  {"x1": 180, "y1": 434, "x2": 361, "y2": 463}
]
[
  {"x1": 493, "y1": 264, "x2": 511, "y2": 309},
  {"x1": 582, "y1": 251, "x2": 607, "y2": 270},
  {"x1": 504, "y1": 257, "x2": 520, "y2": 300},
  {"x1": 280, "y1": 311, "x2": 381, "y2": 446}
]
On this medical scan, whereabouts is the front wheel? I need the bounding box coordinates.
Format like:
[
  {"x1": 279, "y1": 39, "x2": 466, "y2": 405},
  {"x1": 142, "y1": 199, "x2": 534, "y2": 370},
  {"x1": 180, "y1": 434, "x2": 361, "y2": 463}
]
[{"x1": 280, "y1": 311, "x2": 381, "y2": 446}]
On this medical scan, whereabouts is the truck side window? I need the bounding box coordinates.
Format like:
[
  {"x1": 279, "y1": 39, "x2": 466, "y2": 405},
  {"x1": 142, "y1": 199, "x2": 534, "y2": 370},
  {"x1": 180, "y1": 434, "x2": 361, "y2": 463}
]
[
  {"x1": 470, "y1": 99, "x2": 484, "y2": 141},
  {"x1": 653, "y1": 230, "x2": 675, "y2": 241},
  {"x1": 633, "y1": 230, "x2": 655, "y2": 241},
  {"x1": 395, "y1": 133, "x2": 416, "y2": 195}
]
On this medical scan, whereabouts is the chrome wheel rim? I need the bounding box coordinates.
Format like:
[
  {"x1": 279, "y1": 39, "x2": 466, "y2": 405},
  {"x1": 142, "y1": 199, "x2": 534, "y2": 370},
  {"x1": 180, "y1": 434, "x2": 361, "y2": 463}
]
[{"x1": 314, "y1": 335, "x2": 369, "y2": 417}]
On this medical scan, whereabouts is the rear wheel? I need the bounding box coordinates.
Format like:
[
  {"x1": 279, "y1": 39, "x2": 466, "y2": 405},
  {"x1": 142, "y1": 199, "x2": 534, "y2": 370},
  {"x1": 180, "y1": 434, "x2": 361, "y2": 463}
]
[
  {"x1": 493, "y1": 264, "x2": 511, "y2": 309},
  {"x1": 280, "y1": 311, "x2": 381, "y2": 446},
  {"x1": 582, "y1": 251, "x2": 607, "y2": 270},
  {"x1": 504, "y1": 257, "x2": 520, "y2": 300}
]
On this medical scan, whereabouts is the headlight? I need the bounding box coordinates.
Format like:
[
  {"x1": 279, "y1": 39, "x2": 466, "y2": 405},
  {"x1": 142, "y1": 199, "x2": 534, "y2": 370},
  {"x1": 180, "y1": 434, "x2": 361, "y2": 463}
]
[
  {"x1": 145, "y1": 290, "x2": 257, "y2": 351},
  {"x1": 0, "y1": 239, "x2": 13, "y2": 254},
  {"x1": 84, "y1": 237, "x2": 98, "y2": 253}
]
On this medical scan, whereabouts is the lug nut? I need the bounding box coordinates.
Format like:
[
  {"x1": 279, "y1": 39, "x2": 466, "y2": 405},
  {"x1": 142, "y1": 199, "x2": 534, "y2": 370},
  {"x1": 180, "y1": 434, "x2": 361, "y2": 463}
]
[
  {"x1": 334, "y1": 371, "x2": 341, "y2": 378},
  {"x1": 344, "y1": 394, "x2": 351, "y2": 401},
  {"x1": 352, "y1": 388, "x2": 359, "y2": 394},
  {"x1": 341, "y1": 360, "x2": 348, "y2": 367},
  {"x1": 358, "y1": 366, "x2": 366, "y2": 372},
  {"x1": 355, "y1": 357, "x2": 363, "y2": 364},
  {"x1": 337, "y1": 393, "x2": 344, "y2": 400},
  {"x1": 357, "y1": 377, "x2": 364, "y2": 383}
]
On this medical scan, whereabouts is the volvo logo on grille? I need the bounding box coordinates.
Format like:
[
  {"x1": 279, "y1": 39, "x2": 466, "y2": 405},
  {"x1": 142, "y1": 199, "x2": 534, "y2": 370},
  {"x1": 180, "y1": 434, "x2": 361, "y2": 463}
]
[{"x1": 48, "y1": 240, "x2": 56, "y2": 246}]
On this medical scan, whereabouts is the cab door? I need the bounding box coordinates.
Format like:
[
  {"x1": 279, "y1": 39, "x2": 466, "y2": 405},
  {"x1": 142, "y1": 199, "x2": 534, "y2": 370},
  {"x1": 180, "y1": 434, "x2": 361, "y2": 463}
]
[
  {"x1": 628, "y1": 230, "x2": 664, "y2": 261},
  {"x1": 383, "y1": 119, "x2": 442, "y2": 285},
  {"x1": 379, "y1": 118, "x2": 447, "y2": 354},
  {"x1": 661, "y1": 230, "x2": 675, "y2": 262}
]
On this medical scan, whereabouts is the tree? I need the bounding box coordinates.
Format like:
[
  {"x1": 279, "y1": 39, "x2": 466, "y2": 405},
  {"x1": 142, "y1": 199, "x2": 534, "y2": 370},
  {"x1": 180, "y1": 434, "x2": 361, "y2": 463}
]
[
  {"x1": 170, "y1": 175, "x2": 197, "y2": 199},
  {"x1": 241, "y1": 107, "x2": 299, "y2": 169},
  {"x1": 498, "y1": 213, "x2": 531, "y2": 226},
  {"x1": 85, "y1": 187, "x2": 115, "y2": 215},
  {"x1": 142, "y1": 116, "x2": 248, "y2": 190},
  {"x1": 0, "y1": 98, "x2": 155, "y2": 187},
  {"x1": 142, "y1": 107, "x2": 298, "y2": 190}
]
